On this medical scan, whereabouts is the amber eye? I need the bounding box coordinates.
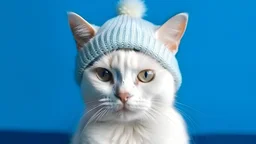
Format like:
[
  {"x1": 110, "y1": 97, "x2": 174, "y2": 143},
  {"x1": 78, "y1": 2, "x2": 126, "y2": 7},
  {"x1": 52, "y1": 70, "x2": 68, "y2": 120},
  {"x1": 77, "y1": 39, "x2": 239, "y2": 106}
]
[
  {"x1": 137, "y1": 70, "x2": 155, "y2": 83},
  {"x1": 95, "y1": 68, "x2": 113, "y2": 82}
]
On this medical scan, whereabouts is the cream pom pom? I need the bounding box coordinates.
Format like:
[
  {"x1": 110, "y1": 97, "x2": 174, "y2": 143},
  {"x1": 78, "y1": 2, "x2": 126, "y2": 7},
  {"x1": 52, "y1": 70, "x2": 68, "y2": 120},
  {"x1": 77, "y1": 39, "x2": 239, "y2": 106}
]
[{"x1": 117, "y1": 0, "x2": 147, "y2": 18}]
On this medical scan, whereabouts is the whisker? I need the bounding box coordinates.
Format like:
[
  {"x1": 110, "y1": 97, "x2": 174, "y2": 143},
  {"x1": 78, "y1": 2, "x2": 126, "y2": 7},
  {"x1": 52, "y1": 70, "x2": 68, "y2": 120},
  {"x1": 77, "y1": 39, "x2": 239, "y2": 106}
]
[
  {"x1": 85, "y1": 107, "x2": 105, "y2": 127},
  {"x1": 143, "y1": 111, "x2": 154, "y2": 122},
  {"x1": 94, "y1": 108, "x2": 107, "y2": 123},
  {"x1": 84, "y1": 96, "x2": 110, "y2": 106},
  {"x1": 175, "y1": 101, "x2": 204, "y2": 115},
  {"x1": 176, "y1": 107, "x2": 199, "y2": 130},
  {"x1": 175, "y1": 108, "x2": 198, "y2": 144},
  {"x1": 78, "y1": 107, "x2": 105, "y2": 141},
  {"x1": 149, "y1": 105, "x2": 177, "y2": 126},
  {"x1": 151, "y1": 99, "x2": 202, "y2": 114},
  {"x1": 85, "y1": 100, "x2": 100, "y2": 104},
  {"x1": 145, "y1": 110, "x2": 157, "y2": 122},
  {"x1": 98, "y1": 98, "x2": 112, "y2": 102},
  {"x1": 151, "y1": 100, "x2": 199, "y2": 138},
  {"x1": 98, "y1": 108, "x2": 110, "y2": 121},
  {"x1": 150, "y1": 100, "x2": 170, "y2": 107},
  {"x1": 80, "y1": 104, "x2": 104, "y2": 120}
]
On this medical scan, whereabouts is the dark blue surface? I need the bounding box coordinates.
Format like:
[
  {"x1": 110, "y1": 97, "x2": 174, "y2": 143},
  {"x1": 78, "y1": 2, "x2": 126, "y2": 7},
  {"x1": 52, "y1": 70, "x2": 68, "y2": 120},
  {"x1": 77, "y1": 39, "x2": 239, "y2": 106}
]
[
  {"x1": 0, "y1": 0, "x2": 256, "y2": 138},
  {"x1": 1, "y1": 131, "x2": 256, "y2": 144},
  {"x1": 0, "y1": 131, "x2": 71, "y2": 144}
]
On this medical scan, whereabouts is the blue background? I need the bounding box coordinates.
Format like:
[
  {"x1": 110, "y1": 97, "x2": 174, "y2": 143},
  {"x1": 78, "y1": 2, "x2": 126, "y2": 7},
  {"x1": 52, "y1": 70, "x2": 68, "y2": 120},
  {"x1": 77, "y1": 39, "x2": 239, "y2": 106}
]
[{"x1": 0, "y1": 0, "x2": 256, "y2": 142}]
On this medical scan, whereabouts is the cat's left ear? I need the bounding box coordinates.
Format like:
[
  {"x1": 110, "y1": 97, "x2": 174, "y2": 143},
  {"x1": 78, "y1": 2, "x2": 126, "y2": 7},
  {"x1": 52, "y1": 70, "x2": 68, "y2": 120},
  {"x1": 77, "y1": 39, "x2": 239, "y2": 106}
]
[
  {"x1": 155, "y1": 13, "x2": 189, "y2": 55},
  {"x1": 68, "y1": 12, "x2": 99, "y2": 50}
]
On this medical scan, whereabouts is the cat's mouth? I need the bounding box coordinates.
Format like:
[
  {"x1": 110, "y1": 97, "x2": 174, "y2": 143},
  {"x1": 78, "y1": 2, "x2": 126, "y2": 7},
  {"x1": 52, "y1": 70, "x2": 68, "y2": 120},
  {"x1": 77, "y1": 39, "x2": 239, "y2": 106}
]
[
  {"x1": 117, "y1": 105, "x2": 129, "y2": 112},
  {"x1": 116, "y1": 103, "x2": 135, "y2": 113},
  {"x1": 113, "y1": 103, "x2": 146, "y2": 122}
]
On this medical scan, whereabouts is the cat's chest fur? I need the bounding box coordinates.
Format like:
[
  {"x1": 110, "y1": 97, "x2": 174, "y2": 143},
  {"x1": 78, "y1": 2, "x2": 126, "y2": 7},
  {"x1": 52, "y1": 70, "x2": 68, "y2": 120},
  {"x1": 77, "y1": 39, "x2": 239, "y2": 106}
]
[
  {"x1": 76, "y1": 109, "x2": 189, "y2": 144},
  {"x1": 83, "y1": 122, "x2": 152, "y2": 144}
]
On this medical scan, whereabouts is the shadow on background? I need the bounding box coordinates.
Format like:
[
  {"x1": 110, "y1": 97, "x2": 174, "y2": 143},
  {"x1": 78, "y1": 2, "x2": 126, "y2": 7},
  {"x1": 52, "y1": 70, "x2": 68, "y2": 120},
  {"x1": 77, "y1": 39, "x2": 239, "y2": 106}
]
[{"x1": 1, "y1": 131, "x2": 256, "y2": 144}]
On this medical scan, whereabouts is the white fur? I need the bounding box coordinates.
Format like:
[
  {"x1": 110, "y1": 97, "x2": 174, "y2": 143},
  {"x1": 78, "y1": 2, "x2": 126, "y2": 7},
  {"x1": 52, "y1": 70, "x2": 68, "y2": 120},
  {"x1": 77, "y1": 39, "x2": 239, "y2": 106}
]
[
  {"x1": 71, "y1": 50, "x2": 189, "y2": 144},
  {"x1": 117, "y1": 0, "x2": 147, "y2": 18}
]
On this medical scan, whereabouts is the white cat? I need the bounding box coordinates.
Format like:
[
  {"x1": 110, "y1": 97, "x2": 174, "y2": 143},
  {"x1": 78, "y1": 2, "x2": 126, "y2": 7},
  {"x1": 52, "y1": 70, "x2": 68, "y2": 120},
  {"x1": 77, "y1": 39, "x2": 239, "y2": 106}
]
[{"x1": 68, "y1": 0, "x2": 189, "y2": 144}]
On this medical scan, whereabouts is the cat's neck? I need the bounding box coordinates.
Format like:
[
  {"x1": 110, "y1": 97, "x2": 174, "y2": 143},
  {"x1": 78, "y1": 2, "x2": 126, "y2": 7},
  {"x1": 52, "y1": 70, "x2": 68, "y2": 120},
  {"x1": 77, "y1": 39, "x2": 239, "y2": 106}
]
[{"x1": 84, "y1": 119, "x2": 154, "y2": 143}]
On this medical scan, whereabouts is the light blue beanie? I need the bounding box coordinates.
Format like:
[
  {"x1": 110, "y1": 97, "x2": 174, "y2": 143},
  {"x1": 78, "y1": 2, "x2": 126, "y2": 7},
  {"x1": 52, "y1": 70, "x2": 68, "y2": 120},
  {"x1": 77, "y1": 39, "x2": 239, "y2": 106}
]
[{"x1": 68, "y1": 0, "x2": 188, "y2": 91}]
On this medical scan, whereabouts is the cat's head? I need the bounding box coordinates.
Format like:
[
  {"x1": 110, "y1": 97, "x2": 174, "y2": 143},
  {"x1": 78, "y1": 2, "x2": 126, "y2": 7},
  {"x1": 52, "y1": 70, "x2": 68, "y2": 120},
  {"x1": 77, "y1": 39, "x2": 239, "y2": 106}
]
[
  {"x1": 67, "y1": 0, "x2": 188, "y2": 123},
  {"x1": 80, "y1": 50, "x2": 176, "y2": 122}
]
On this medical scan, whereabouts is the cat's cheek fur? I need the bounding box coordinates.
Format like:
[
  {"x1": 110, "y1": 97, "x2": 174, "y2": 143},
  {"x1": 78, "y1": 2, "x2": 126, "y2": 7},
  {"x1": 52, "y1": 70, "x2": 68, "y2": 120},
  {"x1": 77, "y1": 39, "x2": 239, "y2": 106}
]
[
  {"x1": 81, "y1": 69, "x2": 112, "y2": 101},
  {"x1": 139, "y1": 69, "x2": 176, "y2": 106}
]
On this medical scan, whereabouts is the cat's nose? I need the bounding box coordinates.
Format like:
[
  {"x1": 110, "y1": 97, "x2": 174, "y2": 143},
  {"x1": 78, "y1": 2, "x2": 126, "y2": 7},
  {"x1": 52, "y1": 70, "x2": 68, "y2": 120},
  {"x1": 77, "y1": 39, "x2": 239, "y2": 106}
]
[{"x1": 115, "y1": 92, "x2": 130, "y2": 103}]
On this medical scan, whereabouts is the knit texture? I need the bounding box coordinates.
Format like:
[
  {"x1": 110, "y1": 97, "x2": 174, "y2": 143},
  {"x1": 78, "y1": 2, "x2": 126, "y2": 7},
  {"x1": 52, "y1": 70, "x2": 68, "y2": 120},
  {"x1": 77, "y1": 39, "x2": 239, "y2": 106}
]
[{"x1": 75, "y1": 15, "x2": 182, "y2": 90}]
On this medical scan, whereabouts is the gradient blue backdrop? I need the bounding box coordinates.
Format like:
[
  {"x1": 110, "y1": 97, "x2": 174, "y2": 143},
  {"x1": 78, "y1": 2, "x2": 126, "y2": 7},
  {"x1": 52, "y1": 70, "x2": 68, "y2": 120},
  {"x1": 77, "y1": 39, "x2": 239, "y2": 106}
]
[{"x1": 0, "y1": 0, "x2": 255, "y2": 136}]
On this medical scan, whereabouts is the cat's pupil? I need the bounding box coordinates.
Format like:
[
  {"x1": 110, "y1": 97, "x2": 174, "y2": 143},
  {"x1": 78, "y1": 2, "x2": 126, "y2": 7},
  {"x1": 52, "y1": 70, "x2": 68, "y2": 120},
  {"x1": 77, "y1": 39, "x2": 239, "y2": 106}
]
[
  {"x1": 144, "y1": 71, "x2": 148, "y2": 78},
  {"x1": 102, "y1": 70, "x2": 108, "y2": 77}
]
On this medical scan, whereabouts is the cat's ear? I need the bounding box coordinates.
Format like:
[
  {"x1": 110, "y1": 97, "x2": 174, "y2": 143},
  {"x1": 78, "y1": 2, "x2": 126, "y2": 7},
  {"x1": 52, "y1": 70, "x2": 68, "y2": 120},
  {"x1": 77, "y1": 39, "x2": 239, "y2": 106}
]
[
  {"x1": 67, "y1": 12, "x2": 98, "y2": 50},
  {"x1": 155, "y1": 13, "x2": 188, "y2": 55}
]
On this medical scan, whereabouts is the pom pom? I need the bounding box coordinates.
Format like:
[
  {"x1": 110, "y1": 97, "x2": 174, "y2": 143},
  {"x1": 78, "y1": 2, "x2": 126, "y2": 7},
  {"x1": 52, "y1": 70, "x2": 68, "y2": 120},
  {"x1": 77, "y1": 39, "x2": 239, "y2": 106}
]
[{"x1": 117, "y1": 0, "x2": 147, "y2": 18}]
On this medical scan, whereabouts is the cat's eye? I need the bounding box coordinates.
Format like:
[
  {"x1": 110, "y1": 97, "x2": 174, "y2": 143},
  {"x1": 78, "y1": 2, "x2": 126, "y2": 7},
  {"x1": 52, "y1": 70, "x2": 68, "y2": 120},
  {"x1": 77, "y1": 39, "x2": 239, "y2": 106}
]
[
  {"x1": 137, "y1": 69, "x2": 155, "y2": 83},
  {"x1": 95, "y1": 68, "x2": 113, "y2": 82}
]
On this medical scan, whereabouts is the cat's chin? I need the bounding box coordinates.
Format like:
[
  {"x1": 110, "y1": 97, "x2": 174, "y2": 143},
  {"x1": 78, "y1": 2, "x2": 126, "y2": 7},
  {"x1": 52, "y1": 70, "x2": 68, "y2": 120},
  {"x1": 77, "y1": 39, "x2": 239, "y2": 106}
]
[{"x1": 115, "y1": 113, "x2": 143, "y2": 122}]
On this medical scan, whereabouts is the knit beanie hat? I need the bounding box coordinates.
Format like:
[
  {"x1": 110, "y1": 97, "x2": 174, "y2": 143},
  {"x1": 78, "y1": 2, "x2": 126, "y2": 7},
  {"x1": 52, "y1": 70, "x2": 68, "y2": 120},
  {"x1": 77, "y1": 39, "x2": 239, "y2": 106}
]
[{"x1": 68, "y1": 0, "x2": 189, "y2": 91}]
